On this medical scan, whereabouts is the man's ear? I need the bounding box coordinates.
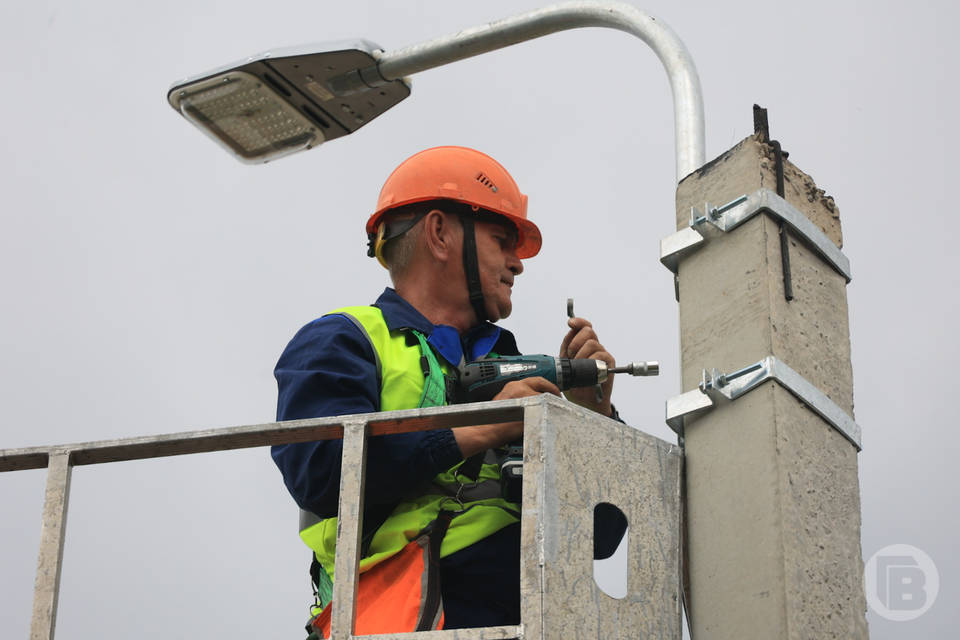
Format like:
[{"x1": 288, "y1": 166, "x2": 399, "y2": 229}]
[{"x1": 422, "y1": 209, "x2": 459, "y2": 263}]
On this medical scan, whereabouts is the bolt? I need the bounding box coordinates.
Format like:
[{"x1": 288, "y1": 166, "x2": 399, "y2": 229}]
[{"x1": 716, "y1": 195, "x2": 749, "y2": 215}]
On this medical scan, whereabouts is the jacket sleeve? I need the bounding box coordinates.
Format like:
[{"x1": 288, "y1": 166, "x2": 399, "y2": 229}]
[{"x1": 271, "y1": 315, "x2": 463, "y2": 518}]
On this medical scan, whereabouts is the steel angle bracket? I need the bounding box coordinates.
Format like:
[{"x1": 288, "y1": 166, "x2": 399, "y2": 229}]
[
  {"x1": 659, "y1": 188, "x2": 852, "y2": 282},
  {"x1": 665, "y1": 355, "x2": 861, "y2": 450}
]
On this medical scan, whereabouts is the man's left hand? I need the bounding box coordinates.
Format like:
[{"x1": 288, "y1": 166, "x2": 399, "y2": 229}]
[{"x1": 559, "y1": 317, "x2": 615, "y2": 417}]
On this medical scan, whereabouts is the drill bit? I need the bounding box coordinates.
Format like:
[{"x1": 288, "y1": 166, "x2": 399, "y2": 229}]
[{"x1": 610, "y1": 361, "x2": 660, "y2": 376}]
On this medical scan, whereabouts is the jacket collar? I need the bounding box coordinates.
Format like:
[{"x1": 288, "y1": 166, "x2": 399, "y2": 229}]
[{"x1": 373, "y1": 288, "x2": 508, "y2": 366}]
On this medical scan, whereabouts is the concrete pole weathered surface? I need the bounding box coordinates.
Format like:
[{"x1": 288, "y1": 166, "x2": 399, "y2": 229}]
[{"x1": 675, "y1": 134, "x2": 868, "y2": 638}]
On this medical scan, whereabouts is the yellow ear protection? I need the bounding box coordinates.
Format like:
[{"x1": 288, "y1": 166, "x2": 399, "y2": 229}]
[
  {"x1": 370, "y1": 223, "x2": 389, "y2": 268},
  {"x1": 366, "y1": 210, "x2": 429, "y2": 268}
]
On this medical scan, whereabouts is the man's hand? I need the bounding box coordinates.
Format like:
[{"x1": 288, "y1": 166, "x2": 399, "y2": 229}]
[
  {"x1": 559, "y1": 317, "x2": 615, "y2": 417},
  {"x1": 453, "y1": 377, "x2": 560, "y2": 458},
  {"x1": 494, "y1": 376, "x2": 561, "y2": 401}
]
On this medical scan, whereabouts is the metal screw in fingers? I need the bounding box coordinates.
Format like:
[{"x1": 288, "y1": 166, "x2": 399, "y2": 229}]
[{"x1": 567, "y1": 298, "x2": 605, "y2": 404}]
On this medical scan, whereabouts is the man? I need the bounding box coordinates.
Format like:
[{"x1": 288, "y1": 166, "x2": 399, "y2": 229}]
[{"x1": 272, "y1": 146, "x2": 618, "y2": 636}]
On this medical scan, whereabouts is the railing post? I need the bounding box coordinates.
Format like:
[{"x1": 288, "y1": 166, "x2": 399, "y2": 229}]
[
  {"x1": 2, "y1": 397, "x2": 609, "y2": 639},
  {"x1": 30, "y1": 450, "x2": 73, "y2": 640},
  {"x1": 330, "y1": 420, "x2": 369, "y2": 639}
]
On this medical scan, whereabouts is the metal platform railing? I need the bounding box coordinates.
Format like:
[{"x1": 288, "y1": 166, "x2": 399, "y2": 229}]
[{"x1": 2, "y1": 394, "x2": 682, "y2": 640}]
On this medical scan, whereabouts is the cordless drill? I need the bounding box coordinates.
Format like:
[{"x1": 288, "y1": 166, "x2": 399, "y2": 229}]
[
  {"x1": 452, "y1": 355, "x2": 659, "y2": 502},
  {"x1": 453, "y1": 355, "x2": 658, "y2": 403}
]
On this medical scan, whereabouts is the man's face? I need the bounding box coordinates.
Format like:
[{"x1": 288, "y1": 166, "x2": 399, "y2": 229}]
[{"x1": 472, "y1": 218, "x2": 523, "y2": 322}]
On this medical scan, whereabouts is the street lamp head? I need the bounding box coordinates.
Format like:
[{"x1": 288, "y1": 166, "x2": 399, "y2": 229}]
[{"x1": 167, "y1": 40, "x2": 410, "y2": 163}]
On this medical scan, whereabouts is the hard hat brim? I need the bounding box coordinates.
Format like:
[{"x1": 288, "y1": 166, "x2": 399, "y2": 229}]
[{"x1": 367, "y1": 198, "x2": 541, "y2": 259}]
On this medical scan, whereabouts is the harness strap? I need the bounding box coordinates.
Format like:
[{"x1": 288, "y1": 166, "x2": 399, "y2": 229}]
[
  {"x1": 412, "y1": 332, "x2": 486, "y2": 483},
  {"x1": 409, "y1": 329, "x2": 448, "y2": 408},
  {"x1": 416, "y1": 510, "x2": 453, "y2": 631},
  {"x1": 458, "y1": 453, "x2": 486, "y2": 483}
]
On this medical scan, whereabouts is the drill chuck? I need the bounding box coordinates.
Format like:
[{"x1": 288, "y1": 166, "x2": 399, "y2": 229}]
[{"x1": 558, "y1": 357, "x2": 607, "y2": 390}]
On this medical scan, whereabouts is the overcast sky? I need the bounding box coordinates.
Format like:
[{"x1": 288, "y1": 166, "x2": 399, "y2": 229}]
[{"x1": 1, "y1": 1, "x2": 956, "y2": 638}]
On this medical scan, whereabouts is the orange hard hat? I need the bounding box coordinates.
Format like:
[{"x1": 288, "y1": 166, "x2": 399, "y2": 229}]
[{"x1": 367, "y1": 146, "x2": 541, "y2": 259}]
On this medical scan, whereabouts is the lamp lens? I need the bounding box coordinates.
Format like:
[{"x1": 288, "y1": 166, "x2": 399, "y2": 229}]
[{"x1": 176, "y1": 70, "x2": 320, "y2": 162}]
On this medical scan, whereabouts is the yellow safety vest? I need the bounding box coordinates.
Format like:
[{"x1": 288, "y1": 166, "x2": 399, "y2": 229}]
[{"x1": 299, "y1": 305, "x2": 519, "y2": 599}]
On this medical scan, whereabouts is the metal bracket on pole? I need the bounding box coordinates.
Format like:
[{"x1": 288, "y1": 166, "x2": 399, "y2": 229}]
[
  {"x1": 659, "y1": 188, "x2": 852, "y2": 282},
  {"x1": 665, "y1": 355, "x2": 862, "y2": 450}
]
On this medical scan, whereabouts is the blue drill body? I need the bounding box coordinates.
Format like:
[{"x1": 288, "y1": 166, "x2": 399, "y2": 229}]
[{"x1": 454, "y1": 354, "x2": 604, "y2": 403}]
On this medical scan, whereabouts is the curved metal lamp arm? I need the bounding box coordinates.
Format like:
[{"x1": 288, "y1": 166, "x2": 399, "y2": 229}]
[{"x1": 374, "y1": 1, "x2": 705, "y2": 181}]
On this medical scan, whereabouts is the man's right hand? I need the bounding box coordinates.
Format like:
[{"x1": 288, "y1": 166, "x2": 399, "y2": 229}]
[
  {"x1": 494, "y1": 376, "x2": 561, "y2": 401},
  {"x1": 453, "y1": 377, "x2": 560, "y2": 458}
]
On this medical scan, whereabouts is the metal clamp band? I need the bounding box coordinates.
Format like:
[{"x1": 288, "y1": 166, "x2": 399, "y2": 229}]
[
  {"x1": 659, "y1": 188, "x2": 852, "y2": 282},
  {"x1": 665, "y1": 355, "x2": 861, "y2": 450}
]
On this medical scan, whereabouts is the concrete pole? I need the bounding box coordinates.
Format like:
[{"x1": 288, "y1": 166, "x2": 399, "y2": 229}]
[{"x1": 675, "y1": 134, "x2": 868, "y2": 638}]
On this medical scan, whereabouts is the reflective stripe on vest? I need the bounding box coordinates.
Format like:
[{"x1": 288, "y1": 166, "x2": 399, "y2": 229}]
[{"x1": 299, "y1": 305, "x2": 519, "y2": 593}]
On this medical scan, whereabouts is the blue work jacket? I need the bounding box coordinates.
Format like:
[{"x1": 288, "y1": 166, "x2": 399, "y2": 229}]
[{"x1": 272, "y1": 287, "x2": 520, "y2": 517}]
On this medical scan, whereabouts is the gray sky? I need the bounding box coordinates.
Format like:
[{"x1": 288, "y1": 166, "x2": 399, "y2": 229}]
[{"x1": 1, "y1": 1, "x2": 956, "y2": 638}]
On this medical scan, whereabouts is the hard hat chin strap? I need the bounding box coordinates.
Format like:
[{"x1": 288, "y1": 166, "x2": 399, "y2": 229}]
[{"x1": 457, "y1": 213, "x2": 488, "y2": 325}]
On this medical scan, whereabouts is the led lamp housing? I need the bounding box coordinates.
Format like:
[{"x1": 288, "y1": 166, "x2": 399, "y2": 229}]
[
  {"x1": 173, "y1": 71, "x2": 319, "y2": 162},
  {"x1": 168, "y1": 40, "x2": 410, "y2": 163}
]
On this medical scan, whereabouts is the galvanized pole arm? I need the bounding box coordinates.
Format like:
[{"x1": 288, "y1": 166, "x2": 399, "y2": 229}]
[{"x1": 369, "y1": 1, "x2": 705, "y2": 181}]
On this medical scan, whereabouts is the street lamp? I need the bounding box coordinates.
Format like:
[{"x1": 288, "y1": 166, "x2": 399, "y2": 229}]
[
  {"x1": 167, "y1": 1, "x2": 705, "y2": 180},
  {"x1": 167, "y1": 40, "x2": 410, "y2": 163}
]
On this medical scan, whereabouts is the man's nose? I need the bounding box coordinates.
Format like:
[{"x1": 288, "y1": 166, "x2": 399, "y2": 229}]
[{"x1": 507, "y1": 251, "x2": 523, "y2": 275}]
